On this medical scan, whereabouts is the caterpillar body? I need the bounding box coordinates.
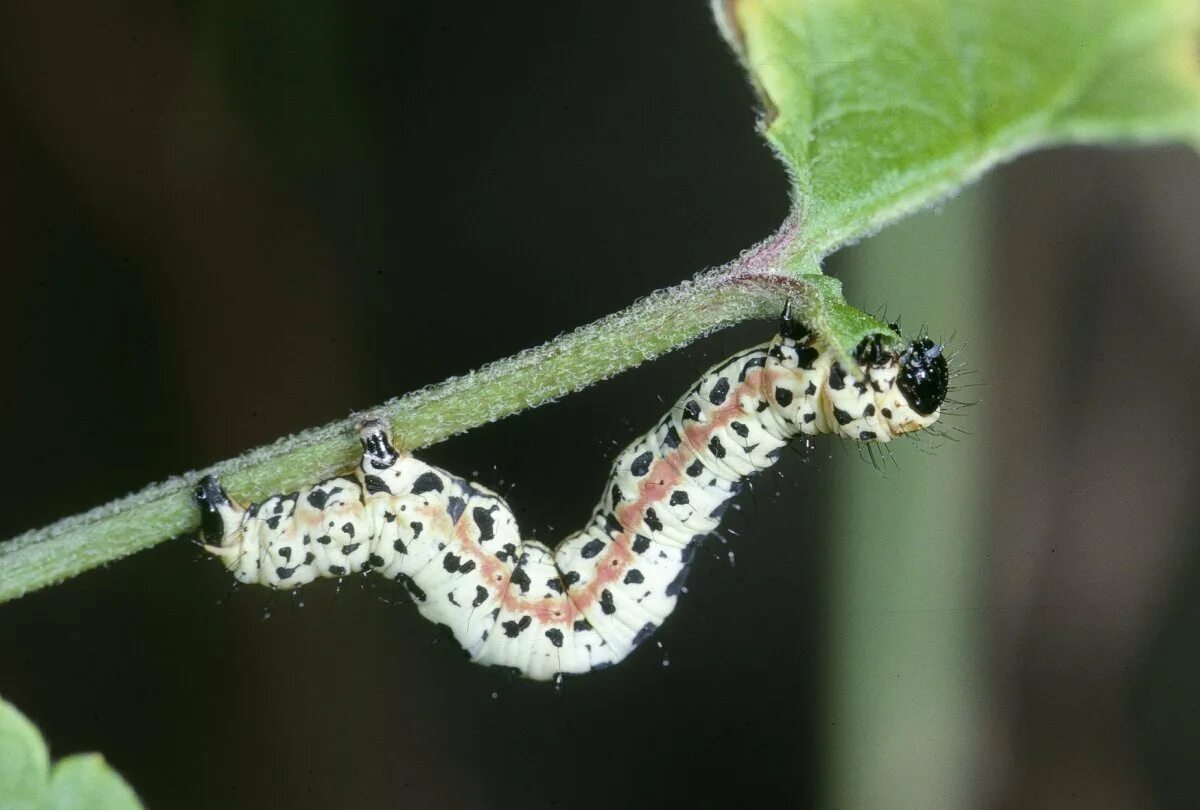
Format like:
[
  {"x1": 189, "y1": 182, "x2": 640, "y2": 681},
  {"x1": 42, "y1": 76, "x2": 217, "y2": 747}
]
[{"x1": 196, "y1": 305, "x2": 949, "y2": 680}]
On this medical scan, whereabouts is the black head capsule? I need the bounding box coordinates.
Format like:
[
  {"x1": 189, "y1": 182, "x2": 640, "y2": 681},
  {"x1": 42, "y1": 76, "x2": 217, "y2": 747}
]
[{"x1": 896, "y1": 338, "x2": 949, "y2": 416}]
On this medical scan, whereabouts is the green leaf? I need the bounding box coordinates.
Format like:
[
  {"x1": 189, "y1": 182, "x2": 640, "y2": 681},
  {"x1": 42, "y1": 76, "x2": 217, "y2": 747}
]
[
  {"x1": 715, "y1": 0, "x2": 1200, "y2": 258},
  {"x1": 45, "y1": 756, "x2": 143, "y2": 810},
  {"x1": 0, "y1": 697, "x2": 48, "y2": 807},
  {"x1": 0, "y1": 697, "x2": 142, "y2": 810}
]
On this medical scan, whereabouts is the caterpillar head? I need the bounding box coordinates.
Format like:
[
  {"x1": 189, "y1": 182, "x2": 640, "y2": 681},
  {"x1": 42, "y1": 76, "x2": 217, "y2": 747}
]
[
  {"x1": 854, "y1": 334, "x2": 948, "y2": 438},
  {"x1": 896, "y1": 337, "x2": 948, "y2": 417}
]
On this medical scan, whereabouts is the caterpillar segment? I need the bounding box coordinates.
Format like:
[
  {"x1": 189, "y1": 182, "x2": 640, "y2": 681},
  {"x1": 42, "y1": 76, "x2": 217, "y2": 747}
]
[{"x1": 197, "y1": 304, "x2": 950, "y2": 680}]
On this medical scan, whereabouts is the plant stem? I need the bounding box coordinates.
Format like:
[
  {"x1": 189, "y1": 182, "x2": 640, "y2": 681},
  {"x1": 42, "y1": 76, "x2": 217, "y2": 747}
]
[{"x1": 0, "y1": 220, "x2": 827, "y2": 603}]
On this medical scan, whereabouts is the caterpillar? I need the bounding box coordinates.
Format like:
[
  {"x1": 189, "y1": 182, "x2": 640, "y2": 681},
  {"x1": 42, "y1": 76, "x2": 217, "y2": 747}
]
[{"x1": 196, "y1": 304, "x2": 949, "y2": 680}]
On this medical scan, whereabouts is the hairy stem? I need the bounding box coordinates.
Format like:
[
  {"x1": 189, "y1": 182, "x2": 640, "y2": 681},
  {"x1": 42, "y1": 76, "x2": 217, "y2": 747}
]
[{"x1": 0, "y1": 220, "x2": 832, "y2": 603}]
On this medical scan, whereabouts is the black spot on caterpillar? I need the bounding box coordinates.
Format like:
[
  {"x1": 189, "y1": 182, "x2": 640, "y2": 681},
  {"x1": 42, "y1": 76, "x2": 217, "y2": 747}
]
[{"x1": 197, "y1": 303, "x2": 949, "y2": 681}]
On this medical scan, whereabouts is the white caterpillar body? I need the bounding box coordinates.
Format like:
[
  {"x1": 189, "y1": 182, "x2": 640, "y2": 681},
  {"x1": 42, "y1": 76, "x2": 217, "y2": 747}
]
[{"x1": 197, "y1": 306, "x2": 949, "y2": 680}]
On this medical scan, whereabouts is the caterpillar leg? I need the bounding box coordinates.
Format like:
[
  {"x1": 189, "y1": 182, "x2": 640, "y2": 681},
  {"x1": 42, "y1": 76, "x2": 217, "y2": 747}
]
[{"x1": 359, "y1": 419, "x2": 399, "y2": 470}]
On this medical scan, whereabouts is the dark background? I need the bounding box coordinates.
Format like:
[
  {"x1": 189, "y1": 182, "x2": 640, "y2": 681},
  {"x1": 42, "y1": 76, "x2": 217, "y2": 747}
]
[{"x1": 1, "y1": 3, "x2": 1198, "y2": 809}]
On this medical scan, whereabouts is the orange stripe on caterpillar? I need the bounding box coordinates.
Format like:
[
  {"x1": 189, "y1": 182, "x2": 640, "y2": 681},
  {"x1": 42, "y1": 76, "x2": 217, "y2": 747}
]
[{"x1": 196, "y1": 303, "x2": 949, "y2": 680}]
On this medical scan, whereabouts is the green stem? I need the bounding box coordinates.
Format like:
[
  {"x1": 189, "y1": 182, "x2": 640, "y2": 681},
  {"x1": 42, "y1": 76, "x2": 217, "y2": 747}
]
[{"x1": 0, "y1": 219, "x2": 833, "y2": 603}]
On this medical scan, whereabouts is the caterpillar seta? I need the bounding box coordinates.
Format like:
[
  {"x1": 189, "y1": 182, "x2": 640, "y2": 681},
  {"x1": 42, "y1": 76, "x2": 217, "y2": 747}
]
[{"x1": 196, "y1": 304, "x2": 950, "y2": 680}]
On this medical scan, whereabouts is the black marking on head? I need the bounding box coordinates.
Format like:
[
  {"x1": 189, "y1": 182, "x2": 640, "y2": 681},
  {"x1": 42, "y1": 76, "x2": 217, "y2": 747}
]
[
  {"x1": 632, "y1": 534, "x2": 651, "y2": 554},
  {"x1": 896, "y1": 337, "x2": 949, "y2": 416},
  {"x1": 446, "y1": 496, "x2": 467, "y2": 524},
  {"x1": 411, "y1": 472, "x2": 444, "y2": 495},
  {"x1": 709, "y1": 377, "x2": 730, "y2": 406},
  {"x1": 545, "y1": 628, "x2": 564, "y2": 648},
  {"x1": 580, "y1": 538, "x2": 606, "y2": 559},
  {"x1": 599, "y1": 589, "x2": 616, "y2": 615},
  {"x1": 630, "y1": 451, "x2": 654, "y2": 477}
]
